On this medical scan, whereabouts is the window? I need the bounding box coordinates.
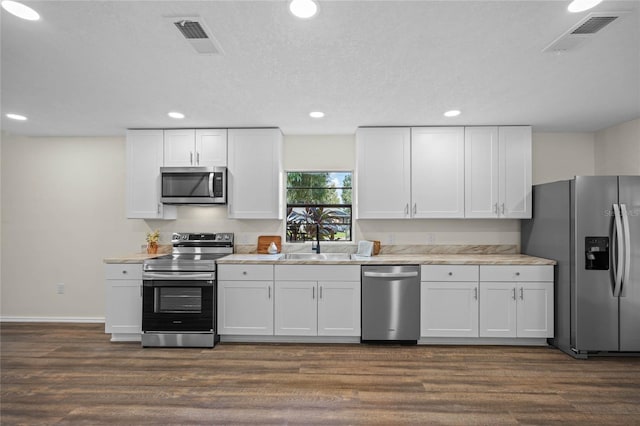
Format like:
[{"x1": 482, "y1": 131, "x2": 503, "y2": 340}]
[{"x1": 286, "y1": 172, "x2": 352, "y2": 242}]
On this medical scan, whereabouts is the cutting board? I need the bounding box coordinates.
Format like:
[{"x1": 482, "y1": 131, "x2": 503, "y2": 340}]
[{"x1": 257, "y1": 236, "x2": 282, "y2": 254}]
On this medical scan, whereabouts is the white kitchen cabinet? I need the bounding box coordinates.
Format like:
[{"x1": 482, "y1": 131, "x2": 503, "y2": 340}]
[
  {"x1": 356, "y1": 127, "x2": 464, "y2": 219},
  {"x1": 411, "y1": 127, "x2": 465, "y2": 218},
  {"x1": 420, "y1": 265, "x2": 479, "y2": 338},
  {"x1": 164, "y1": 129, "x2": 227, "y2": 167},
  {"x1": 104, "y1": 264, "x2": 142, "y2": 342},
  {"x1": 275, "y1": 281, "x2": 317, "y2": 336},
  {"x1": 227, "y1": 128, "x2": 283, "y2": 219},
  {"x1": 479, "y1": 266, "x2": 554, "y2": 338},
  {"x1": 465, "y1": 126, "x2": 532, "y2": 218},
  {"x1": 274, "y1": 265, "x2": 360, "y2": 337},
  {"x1": 217, "y1": 265, "x2": 274, "y2": 335},
  {"x1": 125, "y1": 130, "x2": 177, "y2": 219},
  {"x1": 317, "y1": 281, "x2": 361, "y2": 336},
  {"x1": 356, "y1": 127, "x2": 411, "y2": 219}
]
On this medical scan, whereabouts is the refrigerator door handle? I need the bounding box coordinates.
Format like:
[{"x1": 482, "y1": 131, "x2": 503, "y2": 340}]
[
  {"x1": 613, "y1": 204, "x2": 624, "y2": 297},
  {"x1": 621, "y1": 203, "x2": 631, "y2": 295}
]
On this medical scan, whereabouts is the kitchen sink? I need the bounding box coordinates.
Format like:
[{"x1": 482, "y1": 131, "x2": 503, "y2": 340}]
[{"x1": 283, "y1": 253, "x2": 351, "y2": 261}]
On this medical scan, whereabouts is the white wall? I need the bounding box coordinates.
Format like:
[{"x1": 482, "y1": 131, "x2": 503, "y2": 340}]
[
  {"x1": 594, "y1": 118, "x2": 640, "y2": 175},
  {"x1": 531, "y1": 132, "x2": 595, "y2": 184},
  {"x1": 1, "y1": 134, "x2": 131, "y2": 319},
  {"x1": 0, "y1": 127, "x2": 614, "y2": 319}
]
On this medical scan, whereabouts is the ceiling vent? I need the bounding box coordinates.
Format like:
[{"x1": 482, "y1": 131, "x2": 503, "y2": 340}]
[
  {"x1": 168, "y1": 16, "x2": 223, "y2": 55},
  {"x1": 543, "y1": 12, "x2": 626, "y2": 53}
]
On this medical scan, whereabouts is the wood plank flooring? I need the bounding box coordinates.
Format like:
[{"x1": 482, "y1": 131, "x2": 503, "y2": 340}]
[{"x1": 1, "y1": 323, "x2": 640, "y2": 425}]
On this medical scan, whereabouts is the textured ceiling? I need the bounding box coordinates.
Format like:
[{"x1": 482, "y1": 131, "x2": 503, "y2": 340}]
[{"x1": 1, "y1": 0, "x2": 639, "y2": 137}]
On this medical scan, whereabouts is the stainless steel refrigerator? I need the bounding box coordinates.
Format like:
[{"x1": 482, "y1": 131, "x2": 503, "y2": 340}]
[{"x1": 521, "y1": 176, "x2": 639, "y2": 358}]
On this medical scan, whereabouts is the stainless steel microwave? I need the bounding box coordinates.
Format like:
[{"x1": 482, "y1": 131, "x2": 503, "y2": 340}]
[{"x1": 160, "y1": 167, "x2": 226, "y2": 205}]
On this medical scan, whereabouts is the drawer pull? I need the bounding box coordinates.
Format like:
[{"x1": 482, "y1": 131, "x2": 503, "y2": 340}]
[
  {"x1": 242, "y1": 271, "x2": 247, "y2": 275},
  {"x1": 122, "y1": 270, "x2": 127, "y2": 274},
  {"x1": 515, "y1": 272, "x2": 520, "y2": 276},
  {"x1": 448, "y1": 272, "x2": 453, "y2": 276}
]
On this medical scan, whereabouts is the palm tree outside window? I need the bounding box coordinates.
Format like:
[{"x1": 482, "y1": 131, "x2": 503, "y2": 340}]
[{"x1": 286, "y1": 172, "x2": 352, "y2": 243}]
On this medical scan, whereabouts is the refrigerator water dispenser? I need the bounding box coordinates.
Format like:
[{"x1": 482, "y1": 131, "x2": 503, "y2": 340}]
[{"x1": 585, "y1": 237, "x2": 609, "y2": 270}]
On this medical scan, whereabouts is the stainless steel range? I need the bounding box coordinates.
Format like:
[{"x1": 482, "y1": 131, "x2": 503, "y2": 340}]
[{"x1": 141, "y1": 232, "x2": 233, "y2": 348}]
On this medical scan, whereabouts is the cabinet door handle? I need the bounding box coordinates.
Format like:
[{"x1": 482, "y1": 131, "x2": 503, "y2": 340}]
[
  {"x1": 196, "y1": 152, "x2": 200, "y2": 165},
  {"x1": 320, "y1": 286, "x2": 323, "y2": 299},
  {"x1": 501, "y1": 203, "x2": 505, "y2": 215},
  {"x1": 512, "y1": 288, "x2": 517, "y2": 300},
  {"x1": 520, "y1": 287, "x2": 524, "y2": 300},
  {"x1": 312, "y1": 286, "x2": 315, "y2": 299},
  {"x1": 405, "y1": 203, "x2": 409, "y2": 215},
  {"x1": 268, "y1": 286, "x2": 271, "y2": 299},
  {"x1": 190, "y1": 151, "x2": 194, "y2": 165},
  {"x1": 157, "y1": 203, "x2": 161, "y2": 214},
  {"x1": 474, "y1": 287, "x2": 478, "y2": 300},
  {"x1": 413, "y1": 203, "x2": 417, "y2": 215}
]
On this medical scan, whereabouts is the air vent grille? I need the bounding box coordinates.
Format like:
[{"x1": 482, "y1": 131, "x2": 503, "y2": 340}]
[
  {"x1": 571, "y1": 16, "x2": 618, "y2": 35},
  {"x1": 543, "y1": 12, "x2": 626, "y2": 53},
  {"x1": 174, "y1": 20, "x2": 208, "y2": 39}
]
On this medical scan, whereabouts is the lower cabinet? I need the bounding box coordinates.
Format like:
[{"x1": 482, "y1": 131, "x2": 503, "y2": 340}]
[
  {"x1": 420, "y1": 265, "x2": 554, "y2": 341},
  {"x1": 217, "y1": 265, "x2": 274, "y2": 335},
  {"x1": 479, "y1": 266, "x2": 554, "y2": 338},
  {"x1": 479, "y1": 281, "x2": 554, "y2": 338},
  {"x1": 274, "y1": 265, "x2": 361, "y2": 337},
  {"x1": 421, "y1": 265, "x2": 479, "y2": 338},
  {"x1": 104, "y1": 263, "x2": 142, "y2": 342}
]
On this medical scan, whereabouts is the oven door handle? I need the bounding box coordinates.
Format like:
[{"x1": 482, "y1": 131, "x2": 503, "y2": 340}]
[{"x1": 143, "y1": 272, "x2": 215, "y2": 281}]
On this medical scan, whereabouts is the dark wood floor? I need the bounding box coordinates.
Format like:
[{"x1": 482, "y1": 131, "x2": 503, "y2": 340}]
[{"x1": 1, "y1": 323, "x2": 639, "y2": 425}]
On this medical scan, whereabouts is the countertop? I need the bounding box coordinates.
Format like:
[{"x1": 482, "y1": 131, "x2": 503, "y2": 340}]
[
  {"x1": 215, "y1": 253, "x2": 556, "y2": 265},
  {"x1": 104, "y1": 251, "x2": 555, "y2": 266},
  {"x1": 103, "y1": 246, "x2": 172, "y2": 264}
]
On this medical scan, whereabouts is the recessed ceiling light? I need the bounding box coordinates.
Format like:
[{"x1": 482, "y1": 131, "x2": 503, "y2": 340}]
[
  {"x1": 6, "y1": 113, "x2": 27, "y2": 121},
  {"x1": 568, "y1": 0, "x2": 602, "y2": 13},
  {"x1": 444, "y1": 110, "x2": 461, "y2": 117},
  {"x1": 1, "y1": 1, "x2": 40, "y2": 21},
  {"x1": 309, "y1": 111, "x2": 325, "y2": 118},
  {"x1": 168, "y1": 111, "x2": 185, "y2": 119},
  {"x1": 289, "y1": 0, "x2": 318, "y2": 19}
]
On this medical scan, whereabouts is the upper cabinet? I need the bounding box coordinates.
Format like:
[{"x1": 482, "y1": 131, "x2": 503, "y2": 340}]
[
  {"x1": 356, "y1": 127, "x2": 465, "y2": 219},
  {"x1": 125, "y1": 130, "x2": 176, "y2": 219},
  {"x1": 164, "y1": 129, "x2": 227, "y2": 167},
  {"x1": 227, "y1": 128, "x2": 283, "y2": 219},
  {"x1": 356, "y1": 127, "x2": 411, "y2": 219},
  {"x1": 411, "y1": 127, "x2": 465, "y2": 218},
  {"x1": 465, "y1": 126, "x2": 532, "y2": 219}
]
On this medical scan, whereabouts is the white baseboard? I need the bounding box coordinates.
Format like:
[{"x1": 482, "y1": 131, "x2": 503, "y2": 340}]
[{"x1": 0, "y1": 316, "x2": 105, "y2": 324}]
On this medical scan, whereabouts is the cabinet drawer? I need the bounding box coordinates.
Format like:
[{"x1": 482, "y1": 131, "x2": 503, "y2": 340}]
[
  {"x1": 480, "y1": 265, "x2": 553, "y2": 282},
  {"x1": 218, "y1": 264, "x2": 274, "y2": 281},
  {"x1": 275, "y1": 265, "x2": 360, "y2": 282},
  {"x1": 421, "y1": 265, "x2": 479, "y2": 282},
  {"x1": 105, "y1": 264, "x2": 142, "y2": 280}
]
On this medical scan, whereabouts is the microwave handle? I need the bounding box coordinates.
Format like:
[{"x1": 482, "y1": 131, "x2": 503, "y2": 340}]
[{"x1": 208, "y1": 173, "x2": 214, "y2": 198}]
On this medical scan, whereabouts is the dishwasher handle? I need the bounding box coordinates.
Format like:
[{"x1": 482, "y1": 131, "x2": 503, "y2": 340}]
[{"x1": 363, "y1": 271, "x2": 419, "y2": 279}]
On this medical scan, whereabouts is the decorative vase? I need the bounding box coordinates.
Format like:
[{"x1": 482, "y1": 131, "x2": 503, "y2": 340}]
[{"x1": 147, "y1": 242, "x2": 158, "y2": 254}]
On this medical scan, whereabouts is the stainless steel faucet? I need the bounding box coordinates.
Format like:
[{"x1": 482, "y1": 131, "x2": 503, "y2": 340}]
[{"x1": 312, "y1": 223, "x2": 321, "y2": 254}]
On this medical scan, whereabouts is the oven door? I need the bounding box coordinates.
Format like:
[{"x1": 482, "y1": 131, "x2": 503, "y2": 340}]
[{"x1": 142, "y1": 273, "x2": 214, "y2": 332}]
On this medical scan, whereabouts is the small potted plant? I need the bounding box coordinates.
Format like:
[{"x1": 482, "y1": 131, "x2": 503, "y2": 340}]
[{"x1": 146, "y1": 229, "x2": 160, "y2": 254}]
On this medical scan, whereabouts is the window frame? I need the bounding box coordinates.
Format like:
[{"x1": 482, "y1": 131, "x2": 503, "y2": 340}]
[{"x1": 285, "y1": 170, "x2": 353, "y2": 243}]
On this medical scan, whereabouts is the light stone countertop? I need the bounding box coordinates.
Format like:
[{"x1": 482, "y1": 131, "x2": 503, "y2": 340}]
[
  {"x1": 216, "y1": 253, "x2": 556, "y2": 265},
  {"x1": 103, "y1": 245, "x2": 172, "y2": 264}
]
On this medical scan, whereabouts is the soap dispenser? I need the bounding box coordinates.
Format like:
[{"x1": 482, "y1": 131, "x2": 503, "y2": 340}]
[{"x1": 268, "y1": 241, "x2": 278, "y2": 254}]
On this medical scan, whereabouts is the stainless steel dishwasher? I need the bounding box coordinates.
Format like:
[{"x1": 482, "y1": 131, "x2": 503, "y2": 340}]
[{"x1": 361, "y1": 265, "x2": 420, "y2": 343}]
